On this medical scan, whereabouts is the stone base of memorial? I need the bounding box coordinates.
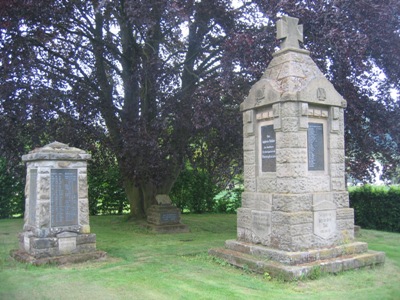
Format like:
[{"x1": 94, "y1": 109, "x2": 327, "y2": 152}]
[
  {"x1": 209, "y1": 241, "x2": 384, "y2": 281},
  {"x1": 144, "y1": 195, "x2": 189, "y2": 233},
  {"x1": 10, "y1": 141, "x2": 106, "y2": 265},
  {"x1": 11, "y1": 232, "x2": 106, "y2": 265}
]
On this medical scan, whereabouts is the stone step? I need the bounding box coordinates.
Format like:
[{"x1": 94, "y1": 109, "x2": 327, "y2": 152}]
[
  {"x1": 10, "y1": 249, "x2": 107, "y2": 266},
  {"x1": 208, "y1": 247, "x2": 385, "y2": 281},
  {"x1": 143, "y1": 223, "x2": 190, "y2": 234},
  {"x1": 225, "y1": 240, "x2": 371, "y2": 265}
]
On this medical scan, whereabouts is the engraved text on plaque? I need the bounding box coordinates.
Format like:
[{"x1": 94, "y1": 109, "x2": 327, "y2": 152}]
[
  {"x1": 51, "y1": 169, "x2": 78, "y2": 227},
  {"x1": 261, "y1": 125, "x2": 276, "y2": 172},
  {"x1": 308, "y1": 123, "x2": 324, "y2": 171}
]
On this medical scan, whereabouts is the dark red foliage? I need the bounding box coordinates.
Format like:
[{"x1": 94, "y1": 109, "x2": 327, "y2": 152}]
[{"x1": 0, "y1": 0, "x2": 399, "y2": 217}]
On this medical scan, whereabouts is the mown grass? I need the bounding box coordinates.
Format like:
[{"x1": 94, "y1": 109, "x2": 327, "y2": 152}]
[{"x1": 0, "y1": 214, "x2": 399, "y2": 299}]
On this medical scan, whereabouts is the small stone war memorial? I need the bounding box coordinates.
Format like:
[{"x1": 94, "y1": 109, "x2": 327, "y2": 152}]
[{"x1": 11, "y1": 16, "x2": 384, "y2": 280}]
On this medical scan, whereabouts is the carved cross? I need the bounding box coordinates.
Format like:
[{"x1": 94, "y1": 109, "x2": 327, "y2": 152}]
[{"x1": 276, "y1": 16, "x2": 303, "y2": 50}]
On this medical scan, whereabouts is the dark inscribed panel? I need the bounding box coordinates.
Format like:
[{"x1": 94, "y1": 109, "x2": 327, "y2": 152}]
[
  {"x1": 51, "y1": 169, "x2": 78, "y2": 227},
  {"x1": 308, "y1": 123, "x2": 324, "y2": 171},
  {"x1": 160, "y1": 212, "x2": 179, "y2": 223},
  {"x1": 28, "y1": 169, "x2": 37, "y2": 226},
  {"x1": 261, "y1": 125, "x2": 276, "y2": 172}
]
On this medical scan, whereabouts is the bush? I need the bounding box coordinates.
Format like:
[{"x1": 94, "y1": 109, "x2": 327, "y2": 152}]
[
  {"x1": 349, "y1": 185, "x2": 400, "y2": 232},
  {"x1": 0, "y1": 158, "x2": 24, "y2": 218},
  {"x1": 170, "y1": 165, "x2": 243, "y2": 214},
  {"x1": 170, "y1": 167, "x2": 217, "y2": 213},
  {"x1": 88, "y1": 152, "x2": 128, "y2": 215},
  {"x1": 214, "y1": 185, "x2": 243, "y2": 214}
]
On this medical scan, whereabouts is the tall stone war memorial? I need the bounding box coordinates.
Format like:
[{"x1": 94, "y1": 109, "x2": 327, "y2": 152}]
[
  {"x1": 210, "y1": 16, "x2": 385, "y2": 280},
  {"x1": 11, "y1": 142, "x2": 106, "y2": 264}
]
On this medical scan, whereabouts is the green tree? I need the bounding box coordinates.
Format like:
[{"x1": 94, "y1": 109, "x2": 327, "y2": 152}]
[{"x1": 0, "y1": 157, "x2": 24, "y2": 218}]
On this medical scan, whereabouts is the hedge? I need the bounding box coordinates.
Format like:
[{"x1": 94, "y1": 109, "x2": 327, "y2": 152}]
[{"x1": 349, "y1": 185, "x2": 400, "y2": 233}]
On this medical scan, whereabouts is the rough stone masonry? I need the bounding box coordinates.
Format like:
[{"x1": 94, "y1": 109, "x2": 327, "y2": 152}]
[
  {"x1": 11, "y1": 141, "x2": 106, "y2": 265},
  {"x1": 209, "y1": 15, "x2": 385, "y2": 280}
]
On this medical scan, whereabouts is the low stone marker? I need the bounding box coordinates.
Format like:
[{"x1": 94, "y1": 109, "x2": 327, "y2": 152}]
[
  {"x1": 11, "y1": 141, "x2": 106, "y2": 265},
  {"x1": 145, "y1": 194, "x2": 189, "y2": 233},
  {"x1": 209, "y1": 16, "x2": 385, "y2": 280}
]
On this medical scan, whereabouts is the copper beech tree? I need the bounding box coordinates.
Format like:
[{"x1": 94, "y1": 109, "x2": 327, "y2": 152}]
[{"x1": 1, "y1": 0, "x2": 399, "y2": 218}]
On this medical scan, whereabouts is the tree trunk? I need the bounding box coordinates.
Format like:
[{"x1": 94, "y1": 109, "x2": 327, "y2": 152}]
[
  {"x1": 124, "y1": 177, "x2": 179, "y2": 219},
  {"x1": 124, "y1": 179, "x2": 146, "y2": 219}
]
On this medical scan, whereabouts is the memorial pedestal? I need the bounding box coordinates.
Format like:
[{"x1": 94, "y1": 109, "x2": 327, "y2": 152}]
[
  {"x1": 11, "y1": 232, "x2": 106, "y2": 265},
  {"x1": 11, "y1": 142, "x2": 106, "y2": 265},
  {"x1": 144, "y1": 195, "x2": 189, "y2": 233}
]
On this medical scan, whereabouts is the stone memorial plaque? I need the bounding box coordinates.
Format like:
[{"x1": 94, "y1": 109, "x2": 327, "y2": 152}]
[
  {"x1": 58, "y1": 237, "x2": 77, "y2": 255},
  {"x1": 251, "y1": 210, "x2": 271, "y2": 239},
  {"x1": 161, "y1": 212, "x2": 179, "y2": 223},
  {"x1": 314, "y1": 210, "x2": 336, "y2": 239},
  {"x1": 308, "y1": 123, "x2": 324, "y2": 171},
  {"x1": 28, "y1": 169, "x2": 37, "y2": 226},
  {"x1": 261, "y1": 125, "x2": 276, "y2": 172},
  {"x1": 51, "y1": 169, "x2": 78, "y2": 227}
]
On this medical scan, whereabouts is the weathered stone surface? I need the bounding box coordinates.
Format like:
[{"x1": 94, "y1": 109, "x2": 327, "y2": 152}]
[
  {"x1": 272, "y1": 194, "x2": 313, "y2": 212},
  {"x1": 145, "y1": 204, "x2": 189, "y2": 233},
  {"x1": 237, "y1": 208, "x2": 252, "y2": 229},
  {"x1": 11, "y1": 249, "x2": 107, "y2": 265},
  {"x1": 243, "y1": 150, "x2": 256, "y2": 165},
  {"x1": 251, "y1": 210, "x2": 271, "y2": 239},
  {"x1": 257, "y1": 176, "x2": 277, "y2": 193},
  {"x1": 208, "y1": 244, "x2": 384, "y2": 281},
  {"x1": 276, "y1": 177, "x2": 308, "y2": 193},
  {"x1": 272, "y1": 211, "x2": 313, "y2": 225},
  {"x1": 241, "y1": 192, "x2": 272, "y2": 211},
  {"x1": 243, "y1": 136, "x2": 255, "y2": 151},
  {"x1": 76, "y1": 233, "x2": 96, "y2": 245},
  {"x1": 276, "y1": 132, "x2": 307, "y2": 148},
  {"x1": 243, "y1": 164, "x2": 256, "y2": 180},
  {"x1": 58, "y1": 237, "x2": 77, "y2": 255},
  {"x1": 210, "y1": 15, "x2": 384, "y2": 278},
  {"x1": 244, "y1": 178, "x2": 256, "y2": 192},
  {"x1": 276, "y1": 148, "x2": 307, "y2": 164},
  {"x1": 155, "y1": 194, "x2": 172, "y2": 205},
  {"x1": 12, "y1": 142, "x2": 102, "y2": 265}
]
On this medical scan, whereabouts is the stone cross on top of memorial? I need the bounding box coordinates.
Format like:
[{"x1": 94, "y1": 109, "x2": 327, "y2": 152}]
[
  {"x1": 11, "y1": 141, "x2": 106, "y2": 265},
  {"x1": 276, "y1": 15, "x2": 304, "y2": 50},
  {"x1": 210, "y1": 15, "x2": 385, "y2": 280}
]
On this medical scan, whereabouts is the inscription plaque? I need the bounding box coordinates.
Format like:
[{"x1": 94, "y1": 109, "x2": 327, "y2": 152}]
[
  {"x1": 308, "y1": 123, "x2": 324, "y2": 171},
  {"x1": 29, "y1": 169, "x2": 38, "y2": 226},
  {"x1": 314, "y1": 210, "x2": 336, "y2": 239},
  {"x1": 51, "y1": 169, "x2": 78, "y2": 227},
  {"x1": 261, "y1": 125, "x2": 276, "y2": 172},
  {"x1": 161, "y1": 212, "x2": 179, "y2": 223},
  {"x1": 251, "y1": 210, "x2": 271, "y2": 239}
]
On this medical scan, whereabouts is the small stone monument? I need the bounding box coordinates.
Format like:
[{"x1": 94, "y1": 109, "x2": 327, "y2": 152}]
[
  {"x1": 145, "y1": 194, "x2": 189, "y2": 233},
  {"x1": 209, "y1": 16, "x2": 384, "y2": 280},
  {"x1": 11, "y1": 142, "x2": 106, "y2": 264}
]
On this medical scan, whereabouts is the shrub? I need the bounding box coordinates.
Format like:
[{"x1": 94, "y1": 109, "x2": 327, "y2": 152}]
[
  {"x1": 214, "y1": 185, "x2": 243, "y2": 213},
  {"x1": 0, "y1": 158, "x2": 24, "y2": 218},
  {"x1": 88, "y1": 152, "x2": 128, "y2": 215},
  {"x1": 170, "y1": 167, "x2": 217, "y2": 213},
  {"x1": 349, "y1": 185, "x2": 400, "y2": 232}
]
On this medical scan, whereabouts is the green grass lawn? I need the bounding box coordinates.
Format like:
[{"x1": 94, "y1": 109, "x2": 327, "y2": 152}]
[{"x1": 0, "y1": 214, "x2": 399, "y2": 299}]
